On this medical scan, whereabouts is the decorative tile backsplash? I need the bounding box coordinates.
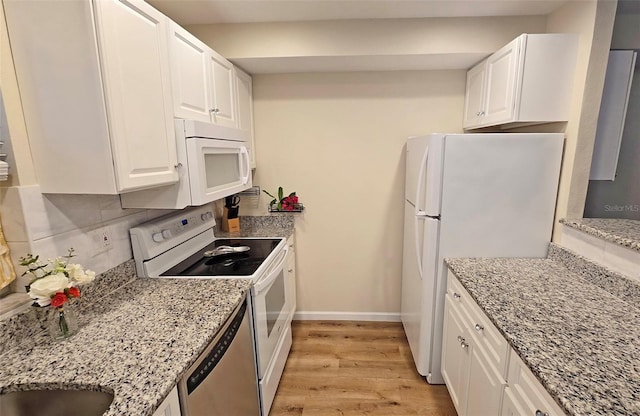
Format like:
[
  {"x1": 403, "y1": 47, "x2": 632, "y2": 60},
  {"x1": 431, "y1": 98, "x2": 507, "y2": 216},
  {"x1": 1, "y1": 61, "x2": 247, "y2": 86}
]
[{"x1": 0, "y1": 185, "x2": 176, "y2": 291}]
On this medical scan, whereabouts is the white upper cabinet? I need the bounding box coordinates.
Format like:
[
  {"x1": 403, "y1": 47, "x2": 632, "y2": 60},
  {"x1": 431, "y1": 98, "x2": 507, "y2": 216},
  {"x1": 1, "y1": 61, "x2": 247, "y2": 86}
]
[
  {"x1": 169, "y1": 21, "x2": 211, "y2": 123},
  {"x1": 4, "y1": 0, "x2": 178, "y2": 194},
  {"x1": 463, "y1": 62, "x2": 487, "y2": 128},
  {"x1": 168, "y1": 22, "x2": 238, "y2": 128},
  {"x1": 235, "y1": 67, "x2": 256, "y2": 168},
  {"x1": 208, "y1": 50, "x2": 238, "y2": 128},
  {"x1": 463, "y1": 33, "x2": 578, "y2": 130},
  {"x1": 94, "y1": 0, "x2": 178, "y2": 192}
]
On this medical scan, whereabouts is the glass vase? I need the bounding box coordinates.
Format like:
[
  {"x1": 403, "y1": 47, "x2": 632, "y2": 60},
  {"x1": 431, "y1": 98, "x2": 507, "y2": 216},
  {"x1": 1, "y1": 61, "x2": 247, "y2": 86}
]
[{"x1": 47, "y1": 304, "x2": 79, "y2": 341}]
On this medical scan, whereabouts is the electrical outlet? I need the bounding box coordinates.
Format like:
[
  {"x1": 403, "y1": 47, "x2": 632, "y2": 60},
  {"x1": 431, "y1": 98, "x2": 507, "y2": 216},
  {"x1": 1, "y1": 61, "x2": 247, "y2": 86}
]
[
  {"x1": 90, "y1": 227, "x2": 112, "y2": 254},
  {"x1": 101, "y1": 229, "x2": 111, "y2": 247}
]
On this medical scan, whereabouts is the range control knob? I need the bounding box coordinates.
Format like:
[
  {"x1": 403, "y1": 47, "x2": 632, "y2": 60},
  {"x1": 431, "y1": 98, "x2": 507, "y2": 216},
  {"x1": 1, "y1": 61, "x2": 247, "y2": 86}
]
[
  {"x1": 161, "y1": 229, "x2": 172, "y2": 239},
  {"x1": 201, "y1": 213, "x2": 208, "y2": 221},
  {"x1": 152, "y1": 232, "x2": 164, "y2": 243}
]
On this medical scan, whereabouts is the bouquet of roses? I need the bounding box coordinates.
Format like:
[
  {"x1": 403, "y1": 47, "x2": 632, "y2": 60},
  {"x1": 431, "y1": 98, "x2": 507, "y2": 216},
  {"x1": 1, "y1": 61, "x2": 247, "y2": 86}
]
[
  {"x1": 20, "y1": 248, "x2": 96, "y2": 308},
  {"x1": 263, "y1": 186, "x2": 300, "y2": 212}
]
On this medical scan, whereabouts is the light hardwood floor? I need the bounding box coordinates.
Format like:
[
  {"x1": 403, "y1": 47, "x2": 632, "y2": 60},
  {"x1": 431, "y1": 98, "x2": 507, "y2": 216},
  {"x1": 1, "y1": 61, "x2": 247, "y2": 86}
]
[{"x1": 270, "y1": 321, "x2": 457, "y2": 416}]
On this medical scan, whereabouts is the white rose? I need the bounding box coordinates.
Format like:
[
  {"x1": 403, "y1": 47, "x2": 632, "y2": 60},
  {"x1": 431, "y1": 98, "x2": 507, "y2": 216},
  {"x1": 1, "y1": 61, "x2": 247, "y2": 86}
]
[
  {"x1": 28, "y1": 273, "x2": 71, "y2": 306},
  {"x1": 66, "y1": 263, "x2": 96, "y2": 284}
]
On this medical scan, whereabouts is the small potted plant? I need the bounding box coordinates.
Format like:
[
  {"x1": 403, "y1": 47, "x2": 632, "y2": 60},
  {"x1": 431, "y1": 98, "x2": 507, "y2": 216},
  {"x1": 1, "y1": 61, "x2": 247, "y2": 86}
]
[{"x1": 264, "y1": 187, "x2": 303, "y2": 212}]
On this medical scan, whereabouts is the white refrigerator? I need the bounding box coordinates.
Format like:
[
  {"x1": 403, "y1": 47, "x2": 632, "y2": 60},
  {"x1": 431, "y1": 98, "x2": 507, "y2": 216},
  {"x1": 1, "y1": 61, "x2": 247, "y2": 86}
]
[{"x1": 401, "y1": 133, "x2": 564, "y2": 384}]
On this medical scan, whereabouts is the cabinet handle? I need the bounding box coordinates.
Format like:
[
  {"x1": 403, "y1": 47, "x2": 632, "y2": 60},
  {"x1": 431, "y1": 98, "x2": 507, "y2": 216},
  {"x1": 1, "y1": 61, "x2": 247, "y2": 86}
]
[
  {"x1": 457, "y1": 335, "x2": 464, "y2": 343},
  {"x1": 474, "y1": 323, "x2": 484, "y2": 332},
  {"x1": 453, "y1": 292, "x2": 461, "y2": 299},
  {"x1": 288, "y1": 269, "x2": 293, "y2": 273},
  {"x1": 535, "y1": 411, "x2": 549, "y2": 416},
  {"x1": 174, "y1": 163, "x2": 183, "y2": 169},
  {"x1": 479, "y1": 110, "x2": 485, "y2": 116},
  {"x1": 210, "y1": 108, "x2": 220, "y2": 113},
  {"x1": 460, "y1": 341, "x2": 469, "y2": 349},
  {"x1": 289, "y1": 244, "x2": 294, "y2": 248}
]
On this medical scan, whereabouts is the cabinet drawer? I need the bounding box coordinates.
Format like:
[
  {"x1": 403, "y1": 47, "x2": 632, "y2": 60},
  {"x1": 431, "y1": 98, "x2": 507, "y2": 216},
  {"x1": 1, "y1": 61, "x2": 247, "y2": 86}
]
[
  {"x1": 507, "y1": 349, "x2": 566, "y2": 416},
  {"x1": 447, "y1": 270, "x2": 509, "y2": 376}
]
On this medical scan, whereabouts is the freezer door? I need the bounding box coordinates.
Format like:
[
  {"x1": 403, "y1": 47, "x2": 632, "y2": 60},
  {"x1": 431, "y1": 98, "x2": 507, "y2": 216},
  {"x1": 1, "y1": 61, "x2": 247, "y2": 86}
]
[
  {"x1": 401, "y1": 206, "x2": 440, "y2": 377},
  {"x1": 405, "y1": 135, "x2": 444, "y2": 216},
  {"x1": 438, "y1": 133, "x2": 564, "y2": 258}
]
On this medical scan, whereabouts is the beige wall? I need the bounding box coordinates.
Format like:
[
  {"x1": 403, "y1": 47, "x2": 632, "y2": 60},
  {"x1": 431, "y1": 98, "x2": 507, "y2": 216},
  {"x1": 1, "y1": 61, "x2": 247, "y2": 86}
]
[
  {"x1": 243, "y1": 71, "x2": 465, "y2": 315},
  {"x1": 187, "y1": 16, "x2": 546, "y2": 58},
  {"x1": 544, "y1": 0, "x2": 617, "y2": 240}
]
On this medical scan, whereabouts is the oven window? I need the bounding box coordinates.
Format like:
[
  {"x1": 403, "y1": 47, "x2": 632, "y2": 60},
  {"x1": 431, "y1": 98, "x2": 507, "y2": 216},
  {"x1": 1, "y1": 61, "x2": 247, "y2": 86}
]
[
  {"x1": 204, "y1": 153, "x2": 239, "y2": 188},
  {"x1": 265, "y1": 271, "x2": 286, "y2": 337}
]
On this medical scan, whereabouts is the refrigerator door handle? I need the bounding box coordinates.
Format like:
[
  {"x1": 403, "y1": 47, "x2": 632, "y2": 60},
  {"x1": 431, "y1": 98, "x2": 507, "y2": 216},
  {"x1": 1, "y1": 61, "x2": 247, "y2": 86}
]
[
  {"x1": 414, "y1": 146, "x2": 429, "y2": 278},
  {"x1": 414, "y1": 215, "x2": 426, "y2": 279},
  {"x1": 415, "y1": 146, "x2": 429, "y2": 215}
]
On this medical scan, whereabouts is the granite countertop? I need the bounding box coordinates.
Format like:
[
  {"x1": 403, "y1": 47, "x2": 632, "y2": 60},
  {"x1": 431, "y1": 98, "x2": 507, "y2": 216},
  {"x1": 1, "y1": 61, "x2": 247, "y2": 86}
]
[
  {"x1": 445, "y1": 243, "x2": 640, "y2": 416},
  {"x1": 560, "y1": 218, "x2": 640, "y2": 252},
  {"x1": 0, "y1": 270, "x2": 253, "y2": 416},
  {"x1": 215, "y1": 215, "x2": 295, "y2": 239}
]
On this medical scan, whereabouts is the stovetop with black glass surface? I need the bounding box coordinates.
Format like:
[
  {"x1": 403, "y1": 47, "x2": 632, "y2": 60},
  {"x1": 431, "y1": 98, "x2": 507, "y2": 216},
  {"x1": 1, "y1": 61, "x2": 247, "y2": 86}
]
[{"x1": 161, "y1": 238, "x2": 282, "y2": 277}]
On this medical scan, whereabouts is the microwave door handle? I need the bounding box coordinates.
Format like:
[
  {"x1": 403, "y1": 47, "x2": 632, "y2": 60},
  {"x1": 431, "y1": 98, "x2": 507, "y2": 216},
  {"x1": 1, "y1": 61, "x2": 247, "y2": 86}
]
[
  {"x1": 240, "y1": 146, "x2": 250, "y2": 185},
  {"x1": 415, "y1": 147, "x2": 429, "y2": 279},
  {"x1": 254, "y1": 245, "x2": 289, "y2": 293}
]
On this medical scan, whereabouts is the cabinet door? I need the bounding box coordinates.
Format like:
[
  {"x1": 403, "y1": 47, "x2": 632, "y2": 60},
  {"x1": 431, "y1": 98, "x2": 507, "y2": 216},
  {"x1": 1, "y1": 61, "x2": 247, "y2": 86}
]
[
  {"x1": 482, "y1": 36, "x2": 522, "y2": 126},
  {"x1": 466, "y1": 341, "x2": 505, "y2": 416},
  {"x1": 441, "y1": 296, "x2": 470, "y2": 414},
  {"x1": 286, "y1": 236, "x2": 297, "y2": 315},
  {"x1": 463, "y1": 61, "x2": 486, "y2": 129},
  {"x1": 507, "y1": 350, "x2": 566, "y2": 416},
  {"x1": 208, "y1": 50, "x2": 238, "y2": 128},
  {"x1": 152, "y1": 386, "x2": 181, "y2": 416},
  {"x1": 169, "y1": 21, "x2": 211, "y2": 122},
  {"x1": 501, "y1": 387, "x2": 529, "y2": 416},
  {"x1": 94, "y1": 0, "x2": 178, "y2": 192},
  {"x1": 235, "y1": 66, "x2": 256, "y2": 168}
]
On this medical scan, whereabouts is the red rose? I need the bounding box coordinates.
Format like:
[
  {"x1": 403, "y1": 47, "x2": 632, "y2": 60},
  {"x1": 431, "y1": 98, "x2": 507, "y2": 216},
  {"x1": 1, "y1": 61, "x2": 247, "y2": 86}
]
[
  {"x1": 50, "y1": 292, "x2": 68, "y2": 308},
  {"x1": 67, "y1": 287, "x2": 80, "y2": 298}
]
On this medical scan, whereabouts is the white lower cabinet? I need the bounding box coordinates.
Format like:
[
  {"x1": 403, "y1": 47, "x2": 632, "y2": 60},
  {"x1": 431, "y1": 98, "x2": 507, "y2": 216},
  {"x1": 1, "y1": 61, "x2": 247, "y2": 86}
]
[
  {"x1": 286, "y1": 235, "x2": 297, "y2": 315},
  {"x1": 443, "y1": 269, "x2": 566, "y2": 416},
  {"x1": 442, "y1": 277, "x2": 506, "y2": 416},
  {"x1": 504, "y1": 349, "x2": 566, "y2": 416},
  {"x1": 442, "y1": 297, "x2": 470, "y2": 412},
  {"x1": 152, "y1": 386, "x2": 181, "y2": 416}
]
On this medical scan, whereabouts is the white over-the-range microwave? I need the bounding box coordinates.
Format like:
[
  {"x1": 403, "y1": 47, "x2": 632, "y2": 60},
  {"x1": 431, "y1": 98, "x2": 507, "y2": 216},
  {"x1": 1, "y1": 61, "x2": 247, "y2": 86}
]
[{"x1": 121, "y1": 119, "x2": 252, "y2": 209}]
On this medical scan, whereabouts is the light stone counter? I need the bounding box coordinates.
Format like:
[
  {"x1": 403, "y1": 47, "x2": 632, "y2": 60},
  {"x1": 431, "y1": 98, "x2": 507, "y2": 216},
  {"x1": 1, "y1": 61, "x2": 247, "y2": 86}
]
[
  {"x1": 0, "y1": 261, "x2": 252, "y2": 416},
  {"x1": 215, "y1": 214, "x2": 295, "y2": 239},
  {"x1": 445, "y1": 243, "x2": 640, "y2": 416},
  {"x1": 560, "y1": 218, "x2": 640, "y2": 252}
]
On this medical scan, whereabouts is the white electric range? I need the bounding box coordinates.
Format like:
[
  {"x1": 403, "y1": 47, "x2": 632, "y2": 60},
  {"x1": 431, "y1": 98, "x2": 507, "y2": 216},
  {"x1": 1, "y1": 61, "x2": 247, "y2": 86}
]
[{"x1": 130, "y1": 205, "x2": 294, "y2": 416}]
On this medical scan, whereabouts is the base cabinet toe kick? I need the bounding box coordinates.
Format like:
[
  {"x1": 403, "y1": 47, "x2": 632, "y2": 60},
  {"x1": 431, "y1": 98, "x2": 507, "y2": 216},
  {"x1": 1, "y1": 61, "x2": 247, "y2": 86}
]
[{"x1": 442, "y1": 269, "x2": 566, "y2": 416}]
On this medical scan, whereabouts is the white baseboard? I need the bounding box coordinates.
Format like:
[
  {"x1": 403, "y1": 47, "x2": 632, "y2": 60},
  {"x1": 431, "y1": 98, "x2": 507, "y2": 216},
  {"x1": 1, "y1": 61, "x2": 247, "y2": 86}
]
[{"x1": 293, "y1": 311, "x2": 401, "y2": 322}]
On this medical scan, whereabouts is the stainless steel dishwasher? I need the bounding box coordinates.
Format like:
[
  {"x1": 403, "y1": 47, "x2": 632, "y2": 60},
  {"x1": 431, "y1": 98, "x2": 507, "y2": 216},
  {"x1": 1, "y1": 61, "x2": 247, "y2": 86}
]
[{"x1": 178, "y1": 294, "x2": 260, "y2": 415}]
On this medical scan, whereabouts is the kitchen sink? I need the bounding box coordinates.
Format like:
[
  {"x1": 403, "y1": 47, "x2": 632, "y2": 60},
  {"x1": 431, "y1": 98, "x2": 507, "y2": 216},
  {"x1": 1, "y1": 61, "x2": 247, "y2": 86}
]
[{"x1": 0, "y1": 388, "x2": 114, "y2": 416}]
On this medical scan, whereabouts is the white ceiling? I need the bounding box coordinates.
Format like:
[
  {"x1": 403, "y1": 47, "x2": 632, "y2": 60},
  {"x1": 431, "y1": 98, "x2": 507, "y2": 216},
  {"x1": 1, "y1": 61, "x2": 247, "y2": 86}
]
[{"x1": 147, "y1": 0, "x2": 569, "y2": 25}]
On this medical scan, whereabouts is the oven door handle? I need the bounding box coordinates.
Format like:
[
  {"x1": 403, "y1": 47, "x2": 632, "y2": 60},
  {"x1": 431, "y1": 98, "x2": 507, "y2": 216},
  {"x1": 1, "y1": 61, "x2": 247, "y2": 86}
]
[{"x1": 254, "y1": 245, "x2": 289, "y2": 293}]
